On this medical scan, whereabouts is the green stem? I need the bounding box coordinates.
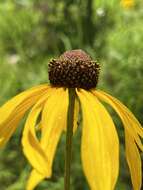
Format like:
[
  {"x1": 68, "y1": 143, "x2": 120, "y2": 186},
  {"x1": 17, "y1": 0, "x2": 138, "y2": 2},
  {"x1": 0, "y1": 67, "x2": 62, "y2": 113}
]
[{"x1": 64, "y1": 88, "x2": 76, "y2": 190}]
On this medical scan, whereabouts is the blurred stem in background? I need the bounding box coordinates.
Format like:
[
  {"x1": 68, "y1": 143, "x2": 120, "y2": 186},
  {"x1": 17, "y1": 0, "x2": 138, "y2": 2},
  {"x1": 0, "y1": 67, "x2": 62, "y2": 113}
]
[{"x1": 82, "y1": 0, "x2": 95, "y2": 45}]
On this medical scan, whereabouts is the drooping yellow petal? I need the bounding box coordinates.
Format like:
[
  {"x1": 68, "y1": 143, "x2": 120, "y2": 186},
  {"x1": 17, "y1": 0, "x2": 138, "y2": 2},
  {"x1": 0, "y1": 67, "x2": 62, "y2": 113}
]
[
  {"x1": 26, "y1": 170, "x2": 44, "y2": 190},
  {"x1": 22, "y1": 98, "x2": 49, "y2": 175},
  {"x1": 41, "y1": 87, "x2": 68, "y2": 173},
  {"x1": 26, "y1": 88, "x2": 69, "y2": 190},
  {"x1": 93, "y1": 90, "x2": 143, "y2": 189},
  {"x1": 0, "y1": 84, "x2": 49, "y2": 123},
  {"x1": 77, "y1": 89, "x2": 119, "y2": 190},
  {"x1": 125, "y1": 129, "x2": 142, "y2": 190},
  {"x1": 38, "y1": 90, "x2": 79, "y2": 133},
  {"x1": 0, "y1": 84, "x2": 49, "y2": 147},
  {"x1": 22, "y1": 90, "x2": 54, "y2": 176},
  {"x1": 93, "y1": 90, "x2": 143, "y2": 150}
]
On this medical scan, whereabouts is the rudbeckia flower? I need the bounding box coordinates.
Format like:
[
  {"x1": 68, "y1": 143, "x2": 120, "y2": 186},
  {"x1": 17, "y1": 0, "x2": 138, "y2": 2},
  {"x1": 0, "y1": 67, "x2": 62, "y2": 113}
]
[
  {"x1": 0, "y1": 49, "x2": 143, "y2": 190},
  {"x1": 120, "y1": 0, "x2": 135, "y2": 9}
]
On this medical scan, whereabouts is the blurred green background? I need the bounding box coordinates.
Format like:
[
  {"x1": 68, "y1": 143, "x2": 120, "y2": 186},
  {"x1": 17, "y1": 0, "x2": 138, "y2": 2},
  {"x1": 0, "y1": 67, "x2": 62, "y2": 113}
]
[{"x1": 0, "y1": 0, "x2": 143, "y2": 189}]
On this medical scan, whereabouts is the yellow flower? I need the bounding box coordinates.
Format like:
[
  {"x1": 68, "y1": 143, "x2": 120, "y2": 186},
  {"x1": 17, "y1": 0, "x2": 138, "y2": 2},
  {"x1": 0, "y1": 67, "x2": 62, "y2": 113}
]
[
  {"x1": 0, "y1": 50, "x2": 143, "y2": 190},
  {"x1": 121, "y1": 0, "x2": 135, "y2": 9}
]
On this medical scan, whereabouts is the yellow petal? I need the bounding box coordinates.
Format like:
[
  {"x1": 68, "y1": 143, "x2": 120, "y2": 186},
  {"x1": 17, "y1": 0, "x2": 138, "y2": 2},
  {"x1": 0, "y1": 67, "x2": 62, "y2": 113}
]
[
  {"x1": 93, "y1": 90, "x2": 143, "y2": 189},
  {"x1": 0, "y1": 84, "x2": 49, "y2": 147},
  {"x1": 37, "y1": 89, "x2": 78, "y2": 134},
  {"x1": 125, "y1": 129, "x2": 142, "y2": 190},
  {"x1": 22, "y1": 91, "x2": 53, "y2": 176},
  {"x1": 26, "y1": 88, "x2": 68, "y2": 189},
  {"x1": 77, "y1": 89, "x2": 119, "y2": 190},
  {"x1": 41, "y1": 88, "x2": 68, "y2": 174},
  {"x1": 0, "y1": 84, "x2": 49, "y2": 123},
  {"x1": 93, "y1": 90, "x2": 143, "y2": 151},
  {"x1": 26, "y1": 170, "x2": 44, "y2": 190}
]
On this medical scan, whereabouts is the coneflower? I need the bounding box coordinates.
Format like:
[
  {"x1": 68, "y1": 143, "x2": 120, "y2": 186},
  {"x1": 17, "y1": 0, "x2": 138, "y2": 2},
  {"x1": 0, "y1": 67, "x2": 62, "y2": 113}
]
[{"x1": 0, "y1": 50, "x2": 142, "y2": 190}]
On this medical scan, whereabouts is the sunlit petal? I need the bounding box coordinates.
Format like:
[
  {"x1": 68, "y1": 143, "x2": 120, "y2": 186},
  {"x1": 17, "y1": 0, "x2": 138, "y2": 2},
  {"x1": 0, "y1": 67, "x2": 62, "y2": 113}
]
[
  {"x1": 0, "y1": 84, "x2": 49, "y2": 147},
  {"x1": 77, "y1": 89, "x2": 119, "y2": 190},
  {"x1": 93, "y1": 90, "x2": 143, "y2": 189}
]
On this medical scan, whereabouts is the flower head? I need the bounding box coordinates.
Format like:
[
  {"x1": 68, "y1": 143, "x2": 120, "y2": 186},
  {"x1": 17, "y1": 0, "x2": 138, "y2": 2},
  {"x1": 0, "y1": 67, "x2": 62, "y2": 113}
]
[
  {"x1": 49, "y1": 49, "x2": 100, "y2": 89},
  {"x1": 0, "y1": 50, "x2": 143, "y2": 190}
]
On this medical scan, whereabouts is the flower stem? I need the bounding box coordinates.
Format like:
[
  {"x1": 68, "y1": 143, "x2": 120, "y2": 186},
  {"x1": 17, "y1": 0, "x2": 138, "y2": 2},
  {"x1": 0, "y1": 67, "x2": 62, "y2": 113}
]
[{"x1": 64, "y1": 88, "x2": 76, "y2": 190}]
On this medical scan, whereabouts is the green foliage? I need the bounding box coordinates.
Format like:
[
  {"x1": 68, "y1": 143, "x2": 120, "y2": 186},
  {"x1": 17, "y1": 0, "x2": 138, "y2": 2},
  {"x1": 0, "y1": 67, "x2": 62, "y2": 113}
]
[{"x1": 0, "y1": 0, "x2": 143, "y2": 189}]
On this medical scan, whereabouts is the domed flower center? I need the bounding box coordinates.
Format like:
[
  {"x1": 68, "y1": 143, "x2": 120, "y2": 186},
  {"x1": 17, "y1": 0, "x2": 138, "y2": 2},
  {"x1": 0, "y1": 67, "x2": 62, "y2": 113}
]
[{"x1": 48, "y1": 49, "x2": 100, "y2": 89}]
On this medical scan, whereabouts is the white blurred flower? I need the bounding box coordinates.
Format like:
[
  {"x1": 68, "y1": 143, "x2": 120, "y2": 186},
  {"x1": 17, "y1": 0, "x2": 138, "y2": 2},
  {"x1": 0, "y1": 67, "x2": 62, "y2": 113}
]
[
  {"x1": 7, "y1": 54, "x2": 20, "y2": 65},
  {"x1": 96, "y1": 8, "x2": 105, "y2": 17}
]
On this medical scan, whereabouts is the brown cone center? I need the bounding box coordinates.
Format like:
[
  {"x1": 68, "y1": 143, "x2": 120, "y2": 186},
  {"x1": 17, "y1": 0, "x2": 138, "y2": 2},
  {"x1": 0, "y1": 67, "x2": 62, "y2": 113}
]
[{"x1": 48, "y1": 49, "x2": 100, "y2": 89}]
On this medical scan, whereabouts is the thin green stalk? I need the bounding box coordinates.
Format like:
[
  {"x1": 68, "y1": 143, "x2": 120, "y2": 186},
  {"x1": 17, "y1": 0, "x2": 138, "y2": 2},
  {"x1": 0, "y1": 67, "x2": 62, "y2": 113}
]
[{"x1": 64, "y1": 88, "x2": 76, "y2": 190}]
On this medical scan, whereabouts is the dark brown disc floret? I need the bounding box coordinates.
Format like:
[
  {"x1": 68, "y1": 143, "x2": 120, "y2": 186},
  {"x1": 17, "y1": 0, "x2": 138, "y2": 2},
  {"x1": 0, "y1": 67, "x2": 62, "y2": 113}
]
[{"x1": 48, "y1": 49, "x2": 100, "y2": 90}]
